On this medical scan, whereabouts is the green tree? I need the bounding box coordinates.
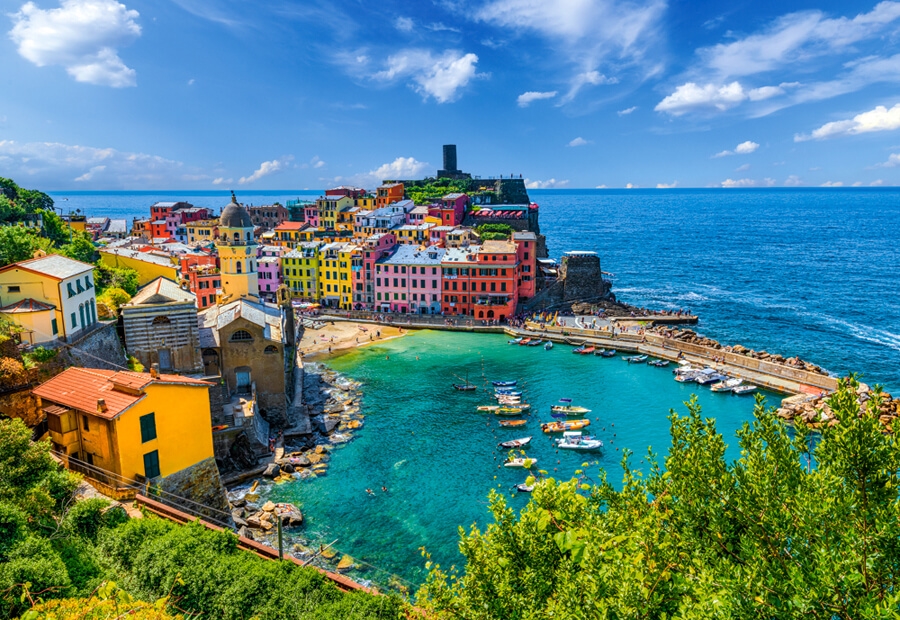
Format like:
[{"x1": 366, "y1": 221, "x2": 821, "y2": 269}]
[
  {"x1": 97, "y1": 288, "x2": 131, "y2": 319},
  {"x1": 0, "y1": 195, "x2": 26, "y2": 222},
  {"x1": 38, "y1": 208, "x2": 73, "y2": 247},
  {"x1": 60, "y1": 233, "x2": 97, "y2": 264},
  {"x1": 93, "y1": 262, "x2": 139, "y2": 296},
  {"x1": 0, "y1": 226, "x2": 54, "y2": 267},
  {"x1": 418, "y1": 379, "x2": 900, "y2": 619}
]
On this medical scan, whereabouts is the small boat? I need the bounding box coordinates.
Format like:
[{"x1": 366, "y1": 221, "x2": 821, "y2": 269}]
[
  {"x1": 696, "y1": 372, "x2": 726, "y2": 385},
  {"x1": 541, "y1": 419, "x2": 591, "y2": 433},
  {"x1": 498, "y1": 436, "x2": 532, "y2": 448},
  {"x1": 504, "y1": 457, "x2": 537, "y2": 468},
  {"x1": 494, "y1": 389, "x2": 522, "y2": 397},
  {"x1": 496, "y1": 396, "x2": 521, "y2": 403},
  {"x1": 508, "y1": 337, "x2": 523, "y2": 345},
  {"x1": 624, "y1": 355, "x2": 648, "y2": 363},
  {"x1": 492, "y1": 380, "x2": 517, "y2": 387},
  {"x1": 648, "y1": 359, "x2": 670, "y2": 367},
  {"x1": 593, "y1": 348, "x2": 607, "y2": 356},
  {"x1": 556, "y1": 431, "x2": 603, "y2": 452},
  {"x1": 732, "y1": 384, "x2": 758, "y2": 395},
  {"x1": 512, "y1": 403, "x2": 531, "y2": 410},
  {"x1": 711, "y1": 378, "x2": 742, "y2": 392},
  {"x1": 496, "y1": 407, "x2": 523, "y2": 416},
  {"x1": 516, "y1": 483, "x2": 535, "y2": 492},
  {"x1": 576, "y1": 346, "x2": 596, "y2": 355},
  {"x1": 600, "y1": 349, "x2": 617, "y2": 357},
  {"x1": 476, "y1": 405, "x2": 499, "y2": 412},
  {"x1": 572, "y1": 345, "x2": 587, "y2": 354},
  {"x1": 499, "y1": 419, "x2": 527, "y2": 427},
  {"x1": 527, "y1": 339, "x2": 543, "y2": 346},
  {"x1": 453, "y1": 370, "x2": 477, "y2": 391},
  {"x1": 518, "y1": 338, "x2": 532, "y2": 346},
  {"x1": 544, "y1": 341, "x2": 553, "y2": 350},
  {"x1": 550, "y1": 405, "x2": 592, "y2": 415}
]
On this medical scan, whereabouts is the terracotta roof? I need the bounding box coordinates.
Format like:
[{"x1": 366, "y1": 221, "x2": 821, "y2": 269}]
[
  {"x1": 0, "y1": 298, "x2": 55, "y2": 313},
  {"x1": 33, "y1": 367, "x2": 211, "y2": 420},
  {"x1": 274, "y1": 222, "x2": 308, "y2": 231}
]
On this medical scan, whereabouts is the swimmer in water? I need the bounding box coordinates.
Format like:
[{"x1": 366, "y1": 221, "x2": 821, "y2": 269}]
[
  {"x1": 381, "y1": 486, "x2": 387, "y2": 492},
  {"x1": 366, "y1": 488, "x2": 375, "y2": 496}
]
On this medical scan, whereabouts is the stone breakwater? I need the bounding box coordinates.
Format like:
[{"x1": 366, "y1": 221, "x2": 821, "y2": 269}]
[{"x1": 777, "y1": 383, "x2": 900, "y2": 430}]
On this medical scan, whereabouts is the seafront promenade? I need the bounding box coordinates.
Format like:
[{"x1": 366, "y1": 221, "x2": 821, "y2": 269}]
[{"x1": 317, "y1": 312, "x2": 838, "y2": 397}]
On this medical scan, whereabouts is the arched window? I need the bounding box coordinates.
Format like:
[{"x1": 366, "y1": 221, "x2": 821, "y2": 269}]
[
  {"x1": 236, "y1": 261, "x2": 242, "y2": 274},
  {"x1": 230, "y1": 330, "x2": 253, "y2": 342},
  {"x1": 233, "y1": 232, "x2": 240, "y2": 242},
  {"x1": 264, "y1": 345, "x2": 278, "y2": 354},
  {"x1": 478, "y1": 311, "x2": 484, "y2": 318},
  {"x1": 152, "y1": 316, "x2": 171, "y2": 325}
]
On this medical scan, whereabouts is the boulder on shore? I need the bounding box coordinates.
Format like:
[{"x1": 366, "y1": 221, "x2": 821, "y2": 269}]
[{"x1": 263, "y1": 463, "x2": 281, "y2": 478}]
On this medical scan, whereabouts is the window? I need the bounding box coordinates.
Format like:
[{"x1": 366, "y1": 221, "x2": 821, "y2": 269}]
[
  {"x1": 67, "y1": 283, "x2": 75, "y2": 298},
  {"x1": 432, "y1": 280, "x2": 437, "y2": 288},
  {"x1": 230, "y1": 330, "x2": 253, "y2": 342},
  {"x1": 143, "y1": 450, "x2": 161, "y2": 479},
  {"x1": 152, "y1": 316, "x2": 171, "y2": 325},
  {"x1": 82, "y1": 415, "x2": 90, "y2": 431},
  {"x1": 51, "y1": 318, "x2": 58, "y2": 335},
  {"x1": 76, "y1": 280, "x2": 84, "y2": 293},
  {"x1": 140, "y1": 413, "x2": 157, "y2": 443},
  {"x1": 264, "y1": 345, "x2": 278, "y2": 354},
  {"x1": 501, "y1": 282, "x2": 507, "y2": 292},
  {"x1": 7, "y1": 286, "x2": 19, "y2": 293},
  {"x1": 71, "y1": 312, "x2": 77, "y2": 328},
  {"x1": 85, "y1": 452, "x2": 94, "y2": 465}
]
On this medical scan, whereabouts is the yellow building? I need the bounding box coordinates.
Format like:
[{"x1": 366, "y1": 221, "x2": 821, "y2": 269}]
[
  {"x1": 99, "y1": 248, "x2": 178, "y2": 286},
  {"x1": 186, "y1": 219, "x2": 219, "y2": 245},
  {"x1": 337, "y1": 244, "x2": 361, "y2": 309},
  {"x1": 273, "y1": 222, "x2": 312, "y2": 249},
  {"x1": 317, "y1": 196, "x2": 354, "y2": 230},
  {"x1": 394, "y1": 223, "x2": 435, "y2": 246},
  {"x1": 317, "y1": 242, "x2": 343, "y2": 307},
  {"x1": 34, "y1": 367, "x2": 214, "y2": 483},
  {"x1": 0, "y1": 254, "x2": 98, "y2": 344},
  {"x1": 282, "y1": 242, "x2": 320, "y2": 299},
  {"x1": 216, "y1": 196, "x2": 259, "y2": 302}
]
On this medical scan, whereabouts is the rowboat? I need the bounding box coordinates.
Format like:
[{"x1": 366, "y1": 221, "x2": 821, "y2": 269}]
[
  {"x1": 499, "y1": 419, "x2": 527, "y2": 427},
  {"x1": 519, "y1": 338, "x2": 532, "y2": 346},
  {"x1": 544, "y1": 341, "x2": 553, "y2": 350},
  {"x1": 498, "y1": 436, "x2": 532, "y2": 448},
  {"x1": 577, "y1": 346, "x2": 596, "y2": 355},
  {"x1": 494, "y1": 389, "x2": 522, "y2": 397},
  {"x1": 476, "y1": 405, "x2": 499, "y2": 412},
  {"x1": 508, "y1": 337, "x2": 523, "y2": 344},
  {"x1": 541, "y1": 419, "x2": 591, "y2": 433},
  {"x1": 600, "y1": 349, "x2": 617, "y2": 357},
  {"x1": 496, "y1": 396, "x2": 521, "y2": 404},
  {"x1": 550, "y1": 405, "x2": 592, "y2": 415},
  {"x1": 711, "y1": 378, "x2": 742, "y2": 392},
  {"x1": 648, "y1": 359, "x2": 670, "y2": 367},
  {"x1": 593, "y1": 348, "x2": 607, "y2": 356},
  {"x1": 732, "y1": 384, "x2": 758, "y2": 395},
  {"x1": 624, "y1": 355, "x2": 648, "y2": 363},
  {"x1": 527, "y1": 339, "x2": 543, "y2": 346},
  {"x1": 504, "y1": 457, "x2": 537, "y2": 468},
  {"x1": 492, "y1": 380, "x2": 517, "y2": 387},
  {"x1": 556, "y1": 431, "x2": 603, "y2": 451},
  {"x1": 516, "y1": 483, "x2": 535, "y2": 492},
  {"x1": 453, "y1": 383, "x2": 477, "y2": 391},
  {"x1": 572, "y1": 345, "x2": 587, "y2": 354},
  {"x1": 496, "y1": 407, "x2": 523, "y2": 416}
]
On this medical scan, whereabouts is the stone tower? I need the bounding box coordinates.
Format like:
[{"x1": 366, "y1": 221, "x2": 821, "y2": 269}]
[{"x1": 216, "y1": 193, "x2": 259, "y2": 302}]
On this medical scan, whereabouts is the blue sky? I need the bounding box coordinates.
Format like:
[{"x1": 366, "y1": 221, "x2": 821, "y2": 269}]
[{"x1": 2, "y1": 0, "x2": 900, "y2": 190}]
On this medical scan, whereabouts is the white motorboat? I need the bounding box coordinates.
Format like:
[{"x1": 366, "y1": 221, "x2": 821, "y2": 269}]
[
  {"x1": 504, "y1": 457, "x2": 538, "y2": 468},
  {"x1": 498, "y1": 436, "x2": 532, "y2": 448},
  {"x1": 556, "y1": 431, "x2": 603, "y2": 451},
  {"x1": 711, "y1": 378, "x2": 742, "y2": 392},
  {"x1": 732, "y1": 384, "x2": 758, "y2": 395}
]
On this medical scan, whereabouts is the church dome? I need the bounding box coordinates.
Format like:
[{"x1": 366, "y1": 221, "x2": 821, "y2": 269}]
[{"x1": 220, "y1": 194, "x2": 253, "y2": 228}]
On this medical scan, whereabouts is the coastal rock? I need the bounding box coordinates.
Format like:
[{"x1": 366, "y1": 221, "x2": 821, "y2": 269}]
[
  {"x1": 290, "y1": 455, "x2": 311, "y2": 467},
  {"x1": 231, "y1": 497, "x2": 247, "y2": 508},
  {"x1": 263, "y1": 463, "x2": 281, "y2": 478},
  {"x1": 246, "y1": 514, "x2": 262, "y2": 528},
  {"x1": 244, "y1": 492, "x2": 260, "y2": 503},
  {"x1": 280, "y1": 463, "x2": 295, "y2": 474},
  {"x1": 232, "y1": 510, "x2": 247, "y2": 527},
  {"x1": 238, "y1": 526, "x2": 254, "y2": 540},
  {"x1": 262, "y1": 501, "x2": 276, "y2": 512}
]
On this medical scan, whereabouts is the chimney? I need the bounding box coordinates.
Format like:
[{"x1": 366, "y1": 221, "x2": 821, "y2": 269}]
[
  {"x1": 150, "y1": 363, "x2": 159, "y2": 379},
  {"x1": 97, "y1": 399, "x2": 107, "y2": 413}
]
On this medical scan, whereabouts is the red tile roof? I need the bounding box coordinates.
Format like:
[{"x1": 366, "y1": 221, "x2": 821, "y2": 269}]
[
  {"x1": 33, "y1": 368, "x2": 211, "y2": 419},
  {"x1": 274, "y1": 222, "x2": 308, "y2": 231}
]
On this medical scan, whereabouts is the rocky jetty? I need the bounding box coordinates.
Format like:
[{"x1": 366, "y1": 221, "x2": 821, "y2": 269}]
[
  {"x1": 776, "y1": 383, "x2": 899, "y2": 429},
  {"x1": 229, "y1": 493, "x2": 304, "y2": 540},
  {"x1": 652, "y1": 327, "x2": 830, "y2": 376}
]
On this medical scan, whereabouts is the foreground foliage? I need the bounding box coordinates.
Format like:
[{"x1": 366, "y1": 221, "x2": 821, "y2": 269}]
[
  {"x1": 0, "y1": 419, "x2": 403, "y2": 619},
  {"x1": 418, "y1": 378, "x2": 899, "y2": 619}
]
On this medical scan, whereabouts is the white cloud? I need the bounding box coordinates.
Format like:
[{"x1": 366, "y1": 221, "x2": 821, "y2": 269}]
[
  {"x1": 655, "y1": 81, "x2": 747, "y2": 115},
  {"x1": 735, "y1": 163, "x2": 751, "y2": 172},
  {"x1": 870, "y1": 179, "x2": 885, "y2": 185},
  {"x1": 878, "y1": 153, "x2": 900, "y2": 167},
  {"x1": 567, "y1": 137, "x2": 590, "y2": 147},
  {"x1": 10, "y1": 0, "x2": 141, "y2": 87},
  {"x1": 427, "y1": 22, "x2": 461, "y2": 33},
  {"x1": 475, "y1": 0, "x2": 666, "y2": 102},
  {"x1": 188, "y1": 78, "x2": 195, "y2": 85},
  {"x1": 373, "y1": 49, "x2": 483, "y2": 103},
  {"x1": 595, "y1": 184, "x2": 608, "y2": 188},
  {"x1": 395, "y1": 16, "x2": 414, "y2": 32},
  {"x1": 821, "y1": 181, "x2": 844, "y2": 186},
  {"x1": 625, "y1": 183, "x2": 637, "y2": 189},
  {"x1": 212, "y1": 177, "x2": 232, "y2": 186},
  {"x1": 784, "y1": 175, "x2": 804, "y2": 186},
  {"x1": 517, "y1": 90, "x2": 557, "y2": 107},
  {"x1": 795, "y1": 103, "x2": 900, "y2": 141},
  {"x1": 618, "y1": 106, "x2": 637, "y2": 115},
  {"x1": 720, "y1": 177, "x2": 776, "y2": 187},
  {"x1": 0, "y1": 139, "x2": 189, "y2": 187},
  {"x1": 714, "y1": 140, "x2": 760, "y2": 157},
  {"x1": 524, "y1": 178, "x2": 570, "y2": 189},
  {"x1": 238, "y1": 158, "x2": 291, "y2": 185},
  {"x1": 656, "y1": 181, "x2": 677, "y2": 188},
  {"x1": 333, "y1": 157, "x2": 431, "y2": 188}
]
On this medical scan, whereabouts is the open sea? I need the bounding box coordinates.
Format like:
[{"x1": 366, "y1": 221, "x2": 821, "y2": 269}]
[{"x1": 51, "y1": 187, "x2": 900, "y2": 588}]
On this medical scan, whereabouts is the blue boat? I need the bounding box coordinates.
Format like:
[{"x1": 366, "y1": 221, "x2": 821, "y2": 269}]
[
  {"x1": 495, "y1": 389, "x2": 523, "y2": 397},
  {"x1": 508, "y1": 337, "x2": 523, "y2": 345},
  {"x1": 492, "y1": 380, "x2": 517, "y2": 387}
]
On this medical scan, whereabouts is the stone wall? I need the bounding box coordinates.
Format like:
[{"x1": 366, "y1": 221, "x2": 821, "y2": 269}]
[
  {"x1": 561, "y1": 254, "x2": 606, "y2": 303},
  {"x1": 58, "y1": 322, "x2": 128, "y2": 371},
  {"x1": 154, "y1": 456, "x2": 233, "y2": 527},
  {"x1": 123, "y1": 303, "x2": 202, "y2": 373}
]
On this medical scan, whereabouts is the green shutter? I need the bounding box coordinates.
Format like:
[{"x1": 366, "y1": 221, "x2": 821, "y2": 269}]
[
  {"x1": 140, "y1": 412, "x2": 157, "y2": 443},
  {"x1": 143, "y1": 450, "x2": 160, "y2": 479}
]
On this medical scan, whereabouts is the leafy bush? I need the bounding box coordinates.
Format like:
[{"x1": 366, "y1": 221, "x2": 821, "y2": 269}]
[
  {"x1": 23, "y1": 346, "x2": 57, "y2": 364},
  {"x1": 96, "y1": 288, "x2": 131, "y2": 319}
]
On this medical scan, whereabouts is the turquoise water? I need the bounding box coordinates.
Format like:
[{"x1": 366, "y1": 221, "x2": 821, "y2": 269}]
[{"x1": 264, "y1": 330, "x2": 772, "y2": 587}]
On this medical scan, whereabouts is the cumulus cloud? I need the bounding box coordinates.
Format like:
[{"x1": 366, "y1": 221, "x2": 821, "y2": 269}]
[
  {"x1": 720, "y1": 177, "x2": 776, "y2": 187},
  {"x1": 567, "y1": 137, "x2": 590, "y2": 147},
  {"x1": 373, "y1": 49, "x2": 483, "y2": 103},
  {"x1": 618, "y1": 106, "x2": 637, "y2": 115},
  {"x1": 878, "y1": 153, "x2": 900, "y2": 167},
  {"x1": 395, "y1": 16, "x2": 414, "y2": 31},
  {"x1": 656, "y1": 82, "x2": 790, "y2": 115},
  {"x1": 524, "y1": 178, "x2": 570, "y2": 189},
  {"x1": 475, "y1": 0, "x2": 666, "y2": 102},
  {"x1": 735, "y1": 163, "x2": 751, "y2": 172},
  {"x1": 713, "y1": 140, "x2": 760, "y2": 157},
  {"x1": 238, "y1": 158, "x2": 291, "y2": 185},
  {"x1": 517, "y1": 90, "x2": 557, "y2": 107},
  {"x1": 821, "y1": 181, "x2": 844, "y2": 186},
  {"x1": 332, "y1": 157, "x2": 430, "y2": 188},
  {"x1": 784, "y1": 175, "x2": 804, "y2": 186},
  {"x1": 212, "y1": 177, "x2": 233, "y2": 186},
  {"x1": 9, "y1": 0, "x2": 141, "y2": 87},
  {"x1": 0, "y1": 139, "x2": 188, "y2": 188},
  {"x1": 656, "y1": 181, "x2": 677, "y2": 188},
  {"x1": 794, "y1": 103, "x2": 900, "y2": 141}
]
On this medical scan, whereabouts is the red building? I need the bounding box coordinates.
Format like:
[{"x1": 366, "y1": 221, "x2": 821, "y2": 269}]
[
  {"x1": 150, "y1": 220, "x2": 170, "y2": 240},
  {"x1": 513, "y1": 231, "x2": 537, "y2": 302},
  {"x1": 326, "y1": 186, "x2": 367, "y2": 199},
  {"x1": 440, "y1": 193, "x2": 468, "y2": 227},
  {"x1": 180, "y1": 254, "x2": 220, "y2": 309},
  {"x1": 470, "y1": 240, "x2": 517, "y2": 322},
  {"x1": 440, "y1": 246, "x2": 479, "y2": 317}
]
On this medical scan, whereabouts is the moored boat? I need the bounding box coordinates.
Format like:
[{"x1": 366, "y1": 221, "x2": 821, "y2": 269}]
[
  {"x1": 527, "y1": 339, "x2": 543, "y2": 346},
  {"x1": 648, "y1": 359, "x2": 670, "y2": 367},
  {"x1": 732, "y1": 384, "x2": 758, "y2": 395},
  {"x1": 550, "y1": 405, "x2": 592, "y2": 415},
  {"x1": 519, "y1": 338, "x2": 532, "y2": 346},
  {"x1": 492, "y1": 380, "x2": 517, "y2": 387},
  {"x1": 496, "y1": 407, "x2": 523, "y2": 416},
  {"x1": 494, "y1": 389, "x2": 522, "y2": 397},
  {"x1": 541, "y1": 419, "x2": 591, "y2": 433},
  {"x1": 556, "y1": 431, "x2": 604, "y2": 451},
  {"x1": 600, "y1": 349, "x2": 617, "y2": 357},
  {"x1": 544, "y1": 341, "x2": 553, "y2": 350},
  {"x1": 504, "y1": 457, "x2": 537, "y2": 468},
  {"x1": 711, "y1": 378, "x2": 742, "y2": 392},
  {"x1": 577, "y1": 346, "x2": 596, "y2": 355},
  {"x1": 498, "y1": 436, "x2": 532, "y2": 448},
  {"x1": 499, "y1": 419, "x2": 527, "y2": 427},
  {"x1": 453, "y1": 383, "x2": 477, "y2": 391},
  {"x1": 572, "y1": 345, "x2": 587, "y2": 354},
  {"x1": 476, "y1": 405, "x2": 499, "y2": 412},
  {"x1": 516, "y1": 483, "x2": 535, "y2": 492},
  {"x1": 624, "y1": 354, "x2": 648, "y2": 363},
  {"x1": 508, "y1": 337, "x2": 523, "y2": 344}
]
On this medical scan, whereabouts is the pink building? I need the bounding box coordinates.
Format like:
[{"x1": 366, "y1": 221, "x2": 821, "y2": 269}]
[
  {"x1": 304, "y1": 204, "x2": 319, "y2": 227},
  {"x1": 361, "y1": 233, "x2": 396, "y2": 308},
  {"x1": 373, "y1": 244, "x2": 444, "y2": 314},
  {"x1": 513, "y1": 231, "x2": 537, "y2": 302},
  {"x1": 440, "y1": 193, "x2": 468, "y2": 227},
  {"x1": 428, "y1": 225, "x2": 454, "y2": 247},
  {"x1": 257, "y1": 245, "x2": 284, "y2": 301}
]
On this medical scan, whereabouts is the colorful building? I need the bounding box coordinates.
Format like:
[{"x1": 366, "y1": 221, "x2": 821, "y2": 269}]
[
  {"x1": 258, "y1": 252, "x2": 283, "y2": 302},
  {"x1": 303, "y1": 204, "x2": 319, "y2": 227},
  {"x1": 216, "y1": 196, "x2": 259, "y2": 302},
  {"x1": 316, "y1": 196, "x2": 354, "y2": 231},
  {"x1": 179, "y1": 254, "x2": 220, "y2": 310},
  {"x1": 440, "y1": 246, "x2": 480, "y2": 317},
  {"x1": 361, "y1": 233, "x2": 397, "y2": 308},
  {"x1": 282, "y1": 242, "x2": 321, "y2": 299},
  {"x1": 376, "y1": 182, "x2": 404, "y2": 207},
  {"x1": 394, "y1": 223, "x2": 435, "y2": 246},
  {"x1": 246, "y1": 204, "x2": 289, "y2": 229},
  {"x1": 374, "y1": 245, "x2": 444, "y2": 314},
  {"x1": 317, "y1": 242, "x2": 344, "y2": 307},
  {"x1": 513, "y1": 231, "x2": 537, "y2": 302},
  {"x1": 0, "y1": 254, "x2": 98, "y2": 344},
  {"x1": 440, "y1": 193, "x2": 469, "y2": 227},
  {"x1": 35, "y1": 367, "x2": 213, "y2": 482},
  {"x1": 100, "y1": 248, "x2": 178, "y2": 286},
  {"x1": 471, "y1": 240, "x2": 518, "y2": 321},
  {"x1": 186, "y1": 219, "x2": 219, "y2": 245},
  {"x1": 273, "y1": 221, "x2": 312, "y2": 249}
]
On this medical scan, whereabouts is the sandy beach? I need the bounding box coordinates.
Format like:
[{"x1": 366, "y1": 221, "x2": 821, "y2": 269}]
[{"x1": 298, "y1": 320, "x2": 407, "y2": 359}]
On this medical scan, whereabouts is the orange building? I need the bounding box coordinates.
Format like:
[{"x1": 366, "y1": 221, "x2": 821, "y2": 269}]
[
  {"x1": 376, "y1": 182, "x2": 404, "y2": 207},
  {"x1": 470, "y1": 240, "x2": 518, "y2": 322}
]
